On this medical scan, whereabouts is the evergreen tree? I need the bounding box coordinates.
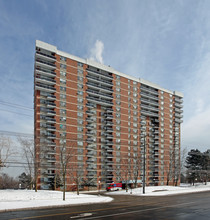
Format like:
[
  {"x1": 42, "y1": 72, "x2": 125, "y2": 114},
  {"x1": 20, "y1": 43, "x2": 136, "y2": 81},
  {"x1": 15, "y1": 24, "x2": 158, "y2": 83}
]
[{"x1": 185, "y1": 149, "x2": 202, "y2": 185}]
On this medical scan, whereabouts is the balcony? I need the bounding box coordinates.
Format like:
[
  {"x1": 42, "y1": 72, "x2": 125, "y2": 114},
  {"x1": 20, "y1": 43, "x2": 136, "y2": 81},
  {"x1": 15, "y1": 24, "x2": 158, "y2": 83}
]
[
  {"x1": 140, "y1": 86, "x2": 158, "y2": 95},
  {"x1": 36, "y1": 51, "x2": 56, "y2": 61},
  {"x1": 47, "y1": 95, "x2": 56, "y2": 100},
  {"x1": 87, "y1": 96, "x2": 113, "y2": 107},
  {"x1": 46, "y1": 126, "x2": 56, "y2": 131},
  {"x1": 141, "y1": 110, "x2": 159, "y2": 117},
  {"x1": 141, "y1": 98, "x2": 159, "y2": 107},
  {"x1": 174, "y1": 108, "x2": 183, "y2": 113},
  {"x1": 175, "y1": 118, "x2": 183, "y2": 123},
  {"x1": 174, "y1": 97, "x2": 183, "y2": 103},
  {"x1": 174, "y1": 102, "x2": 183, "y2": 108},
  {"x1": 46, "y1": 110, "x2": 56, "y2": 116},
  {"x1": 140, "y1": 92, "x2": 159, "y2": 101},
  {"x1": 35, "y1": 76, "x2": 56, "y2": 85},
  {"x1": 87, "y1": 89, "x2": 113, "y2": 100},
  {"x1": 86, "y1": 68, "x2": 113, "y2": 80},
  {"x1": 87, "y1": 75, "x2": 112, "y2": 86},
  {"x1": 35, "y1": 67, "x2": 56, "y2": 78},
  {"x1": 47, "y1": 103, "x2": 56, "y2": 108},
  {"x1": 87, "y1": 82, "x2": 113, "y2": 92},
  {"x1": 175, "y1": 113, "x2": 183, "y2": 118},
  {"x1": 141, "y1": 104, "x2": 159, "y2": 112},
  {"x1": 36, "y1": 59, "x2": 56, "y2": 70},
  {"x1": 35, "y1": 83, "x2": 56, "y2": 93}
]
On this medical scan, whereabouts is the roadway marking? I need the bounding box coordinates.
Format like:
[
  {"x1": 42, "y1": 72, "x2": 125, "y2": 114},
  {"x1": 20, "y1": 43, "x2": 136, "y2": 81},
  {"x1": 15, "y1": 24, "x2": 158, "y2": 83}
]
[
  {"x1": 78, "y1": 201, "x2": 198, "y2": 220},
  {"x1": 70, "y1": 213, "x2": 93, "y2": 218},
  {"x1": 10, "y1": 200, "x2": 198, "y2": 220}
]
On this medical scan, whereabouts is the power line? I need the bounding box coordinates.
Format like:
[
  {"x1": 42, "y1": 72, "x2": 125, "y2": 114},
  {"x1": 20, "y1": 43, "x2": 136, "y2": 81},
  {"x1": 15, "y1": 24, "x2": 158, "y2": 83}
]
[
  {"x1": 0, "y1": 100, "x2": 33, "y2": 110},
  {"x1": 0, "y1": 130, "x2": 33, "y2": 137},
  {"x1": 0, "y1": 108, "x2": 33, "y2": 117}
]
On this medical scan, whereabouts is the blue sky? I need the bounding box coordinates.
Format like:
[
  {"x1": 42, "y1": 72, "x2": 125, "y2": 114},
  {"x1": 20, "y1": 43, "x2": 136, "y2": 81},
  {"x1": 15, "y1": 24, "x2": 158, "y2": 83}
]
[{"x1": 0, "y1": 0, "x2": 210, "y2": 152}]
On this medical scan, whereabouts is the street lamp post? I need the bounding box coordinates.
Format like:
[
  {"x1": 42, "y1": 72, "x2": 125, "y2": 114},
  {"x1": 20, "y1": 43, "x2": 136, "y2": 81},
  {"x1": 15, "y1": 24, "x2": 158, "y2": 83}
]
[
  {"x1": 143, "y1": 133, "x2": 146, "y2": 194},
  {"x1": 98, "y1": 181, "x2": 101, "y2": 196}
]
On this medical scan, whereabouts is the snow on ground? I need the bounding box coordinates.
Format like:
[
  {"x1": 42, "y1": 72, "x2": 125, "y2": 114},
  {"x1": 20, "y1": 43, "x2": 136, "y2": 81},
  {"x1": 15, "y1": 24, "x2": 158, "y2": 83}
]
[
  {"x1": 106, "y1": 182, "x2": 210, "y2": 196},
  {"x1": 0, "y1": 190, "x2": 113, "y2": 212}
]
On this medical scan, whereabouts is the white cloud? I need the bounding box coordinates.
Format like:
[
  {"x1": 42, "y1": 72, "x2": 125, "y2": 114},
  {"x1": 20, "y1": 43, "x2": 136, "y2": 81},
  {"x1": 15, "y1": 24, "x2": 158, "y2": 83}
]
[
  {"x1": 182, "y1": 105, "x2": 210, "y2": 151},
  {"x1": 89, "y1": 40, "x2": 104, "y2": 64}
]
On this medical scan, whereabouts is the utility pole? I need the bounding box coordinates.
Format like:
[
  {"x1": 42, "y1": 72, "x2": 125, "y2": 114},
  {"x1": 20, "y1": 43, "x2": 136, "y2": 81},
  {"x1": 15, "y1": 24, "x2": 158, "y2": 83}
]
[{"x1": 143, "y1": 133, "x2": 146, "y2": 194}]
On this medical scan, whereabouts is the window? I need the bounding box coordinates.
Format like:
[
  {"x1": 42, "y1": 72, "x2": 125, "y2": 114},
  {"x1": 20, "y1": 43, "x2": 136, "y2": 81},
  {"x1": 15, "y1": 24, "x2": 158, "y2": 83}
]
[
  {"x1": 78, "y1": 69, "x2": 83, "y2": 74},
  {"x1": 78, "y1": 76, "x2": 83, "y2": 81},
  {"x1": 77, "y1": 134, "x2": 83, "y2": 139},
  {"x1": 116, "y1": 100, "x2": 121, "y2": 105},
  {"x1": 133, "y1": 117, "x2": 137, "y2": 122},
  {"x1": 60, "y1": 94, "x2": 66, "y2": 99},
  {"x1": 60, "y1": 86, "x2": 66, "y2": 92},
  {"x1": 116, "y1": 107, "x2": 120, "y2": 111},
  {"x1": 60, "y1": 109, "x2": 66, "y2": 115},
  {"x1": 60, "y1": 71, "x2": 66, "y2": 77},
  {"x1": 77, "y1": 156, "x2": 83, "y2": 161},
  {"x1": 133, "y1": 123, "x2": 137, "y2": 128},
  {"x1": 133, "y1": 93, "x2": 137, "y2": 97},
  {"x1": 77, "y1": 105, "x2": 83, "y2": 110},
  {"x1": 116, "y1": 75, "x2": 120, "y2": 79},
  {"x1": 60, "y1": 124, "x2": 66, "y2": 129},
  {"x1": 116, "y1": 139, "x2": 121, "y2": 143},
  {"x1": 78, "y1": 120, "x2": 83, "y2": 125},
  {"x1": 77, "y1": 98, "x2": 83, "y2": 103},
  {"x1": 77, "y1": 112, "x2": 83, "y2": 117},
  {"x1": 77, "y1": 127, "x2": 83, "y2": 132},
  {"x1": 60, "y1": 116, "x2": 66, "y2": 122},
  {"x1": 77, "y1": 91, "x2": 83, "y2": 96},
  {"x1": 77, "y1": 141, "x2": 83, "y2": 146},
  {"x1": 116, "y1": 94, "x2": 121, "y2": 99},
  {"x1": 133, "y1": 81, "x2": 137, "y2": 85},
  {"x1": 60, "y1": 102, "x2": 66, "y2": 107},
  {"x1": 78, "y1": 62, "x2": 83, "y2": 67},
  {"x1": 116, "y1": 87, "x2": 120, "y2": 92},
  {"x1": 116, "y1": 126, "x2": 120, "y2": 131},
  {"x1": 116, "y1": 120, "x2": 121, "y2": 125},
  {"x1": 60, "y1": 78, "x2": 66, "y2": 84},
  {"x1": 60, "y1": 64, "x2": 66, "y2": 69},
  {"x1": 60, "y1": 56, "x2": 66, "y2": 61},
  {"x1": 78, "y1": 84, "x2": 83, "y2": 89},
  {"x1": 116, "y1": 113, "x2": 121, "y2": 118},
  {"x1": 116, "y1": 132, "x2": 120, "y2": 137},
  {"x1": 116, "y1": 81, "x2": 120, "y2": 86}
]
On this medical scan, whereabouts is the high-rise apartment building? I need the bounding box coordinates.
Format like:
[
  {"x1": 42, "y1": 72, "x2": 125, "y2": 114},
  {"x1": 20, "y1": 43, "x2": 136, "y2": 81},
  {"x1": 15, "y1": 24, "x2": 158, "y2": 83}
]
[{"x1": 34, "y1": 40, "x2": 183, "y2": 190}]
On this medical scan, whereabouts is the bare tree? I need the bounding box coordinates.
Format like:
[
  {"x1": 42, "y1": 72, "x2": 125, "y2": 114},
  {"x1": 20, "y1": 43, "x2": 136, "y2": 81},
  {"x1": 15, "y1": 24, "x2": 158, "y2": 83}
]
[
  {"x1": 0, "y1": 135, "x2": 13, "y2": 169},
  {"x1": 59, "y1": 142, "x2": 76, "y2": 201},
  {"x1": 165, "y1": 148, "x2": 174, "y2": 186},
  {"x1": 69, "y1": 163, "x2": 84, "y2": 195},
  {"x1": 113, "y1": 156, "x2": 130, "y2": 192},
  {"x1": 0, "y1": 173, "x2": 19, "y2": 189},
  {"x1": 17, "y1": 137, "x2": 34, "y2": 189}
]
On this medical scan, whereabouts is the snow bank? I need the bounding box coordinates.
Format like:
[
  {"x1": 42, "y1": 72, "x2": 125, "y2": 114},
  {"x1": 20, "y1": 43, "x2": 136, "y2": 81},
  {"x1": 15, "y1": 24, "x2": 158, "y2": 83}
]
[
  {"x1": 0, "y1": 190, "x2": 113, "y2": 212},
  {"x1": 106, "y1": 182, "x2": 210, "y2": 196}
]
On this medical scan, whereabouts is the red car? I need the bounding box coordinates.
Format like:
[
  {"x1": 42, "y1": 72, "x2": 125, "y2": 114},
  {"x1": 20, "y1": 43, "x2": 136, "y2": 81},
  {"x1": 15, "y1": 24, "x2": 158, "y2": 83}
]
[{"x1": 106, "y1": 183, "x2": 122, "y2": 191}]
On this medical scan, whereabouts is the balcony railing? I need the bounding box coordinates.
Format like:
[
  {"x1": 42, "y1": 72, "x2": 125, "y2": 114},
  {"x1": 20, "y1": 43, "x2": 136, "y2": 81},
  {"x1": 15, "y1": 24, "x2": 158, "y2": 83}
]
[
  {"x1": 36, "y1": 59, "x2": 56, "y2": 68},
  {"x1": 140, "y1": 86, "x2": 158, "y2": 95},
  {"x1": 86, "y1": 68, "x2": 113, "y2": 80},
  {"x1": 140, "y1": 92, "x2": 159, "y2": 101},
  {"x1": 36, "y1": 51, "x2": 56, "y2": 60}
]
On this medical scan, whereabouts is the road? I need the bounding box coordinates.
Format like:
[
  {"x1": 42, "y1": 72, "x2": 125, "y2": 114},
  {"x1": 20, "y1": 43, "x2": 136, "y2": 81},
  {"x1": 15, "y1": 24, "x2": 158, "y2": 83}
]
[{"x1": 0, "y1": 191, "x2": 210, "y2": 220}]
